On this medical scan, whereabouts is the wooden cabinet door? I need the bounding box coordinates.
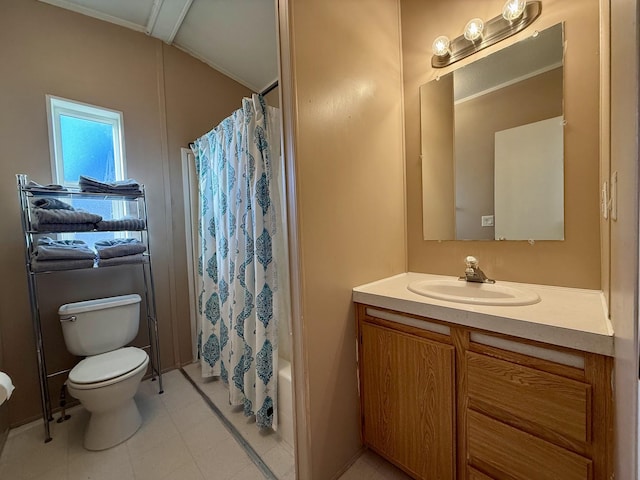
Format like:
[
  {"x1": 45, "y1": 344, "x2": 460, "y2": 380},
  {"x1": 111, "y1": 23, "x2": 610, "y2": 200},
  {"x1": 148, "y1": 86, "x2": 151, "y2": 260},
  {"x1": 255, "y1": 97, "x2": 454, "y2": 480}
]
[
  {"x1": 361, "y1": 322, "x2": 455, "y2": 479},
  {"x1": 361, "y1": 323, "x2": 398, "y2": 457}
]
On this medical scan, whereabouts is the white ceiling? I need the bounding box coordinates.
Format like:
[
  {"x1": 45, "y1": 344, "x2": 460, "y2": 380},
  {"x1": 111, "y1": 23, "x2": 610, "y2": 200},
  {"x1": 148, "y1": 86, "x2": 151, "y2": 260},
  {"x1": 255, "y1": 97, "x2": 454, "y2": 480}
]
[{"x1": 39, "y1": 0, "x2": 279, "y2": 93}]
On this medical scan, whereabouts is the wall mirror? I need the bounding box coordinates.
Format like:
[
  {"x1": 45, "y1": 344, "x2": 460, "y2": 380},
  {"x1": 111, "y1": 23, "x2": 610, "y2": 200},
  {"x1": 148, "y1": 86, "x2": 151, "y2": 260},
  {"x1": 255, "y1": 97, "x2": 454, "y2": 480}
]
[{"x1": 420, "y1": 22, "x2": 564, "y2": 241}]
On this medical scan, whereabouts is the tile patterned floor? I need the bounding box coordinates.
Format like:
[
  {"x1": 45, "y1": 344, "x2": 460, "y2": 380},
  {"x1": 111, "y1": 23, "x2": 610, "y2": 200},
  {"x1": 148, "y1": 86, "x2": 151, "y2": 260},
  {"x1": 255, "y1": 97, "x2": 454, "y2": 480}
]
[
  {"x1": 181, "y1": 362, "x2": 295, "y2": 480},
  {"x1": 0, "y1": 370, "x2": 269, "y2": 480},
  {"x1": 182, "y1": 362, "x2": 411, "y2": 480},
  {"x1": 338, "y1": 450, "x2": 413, "y2": 480},
  {"x1": 0, "y1": 367, "x2": 411, "y2": 480}
]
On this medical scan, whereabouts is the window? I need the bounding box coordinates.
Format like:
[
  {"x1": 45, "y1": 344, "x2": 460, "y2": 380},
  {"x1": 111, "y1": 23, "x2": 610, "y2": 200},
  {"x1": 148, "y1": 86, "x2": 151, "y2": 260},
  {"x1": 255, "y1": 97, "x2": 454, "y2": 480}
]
[
  {"x1": 46, "y1": 96, "x2": 128, "y2": 244},
  {"x1": 47, "y1": 95, "x2": 125, "y2": 186}
]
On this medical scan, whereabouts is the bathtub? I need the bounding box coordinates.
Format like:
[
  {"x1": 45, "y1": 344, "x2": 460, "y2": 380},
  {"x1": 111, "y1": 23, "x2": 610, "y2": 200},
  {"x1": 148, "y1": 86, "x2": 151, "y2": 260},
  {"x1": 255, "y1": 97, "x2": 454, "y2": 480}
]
[{"x1": 278, "y1": 358, "x2": 294, "y2": 449}]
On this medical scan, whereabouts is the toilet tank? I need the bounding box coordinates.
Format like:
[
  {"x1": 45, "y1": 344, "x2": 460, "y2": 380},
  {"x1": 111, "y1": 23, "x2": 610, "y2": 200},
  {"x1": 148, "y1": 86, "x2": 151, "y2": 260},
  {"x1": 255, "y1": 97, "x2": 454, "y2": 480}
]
[{"x1": 58, "y1": 294, "x2": 141, "y2": 356}]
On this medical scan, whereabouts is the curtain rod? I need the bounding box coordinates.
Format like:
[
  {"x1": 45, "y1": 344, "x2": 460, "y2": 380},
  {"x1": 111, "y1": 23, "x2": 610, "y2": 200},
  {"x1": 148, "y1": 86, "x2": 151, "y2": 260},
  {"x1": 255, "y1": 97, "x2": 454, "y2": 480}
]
[
  {"x1": 189, "y1": 82, "x2": 279, "y2": 149},
  {"x1": 260, "y1": 80, "x2": 279, "y2": 96}
]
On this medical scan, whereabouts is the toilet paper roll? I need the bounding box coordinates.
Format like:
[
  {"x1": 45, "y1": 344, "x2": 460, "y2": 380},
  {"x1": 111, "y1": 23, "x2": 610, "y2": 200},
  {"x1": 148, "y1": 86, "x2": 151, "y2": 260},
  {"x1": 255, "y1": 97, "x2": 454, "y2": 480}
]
[{"x1": 0, "y1": 372, "x2": 15, "y2": 406}]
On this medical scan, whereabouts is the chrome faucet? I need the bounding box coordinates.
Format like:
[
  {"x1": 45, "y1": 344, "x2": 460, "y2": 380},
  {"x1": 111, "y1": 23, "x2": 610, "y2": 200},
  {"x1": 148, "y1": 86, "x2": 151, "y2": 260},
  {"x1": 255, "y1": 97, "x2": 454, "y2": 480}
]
[{"x1": 460, "y1": 256, "x2": 495, "y2": 284}]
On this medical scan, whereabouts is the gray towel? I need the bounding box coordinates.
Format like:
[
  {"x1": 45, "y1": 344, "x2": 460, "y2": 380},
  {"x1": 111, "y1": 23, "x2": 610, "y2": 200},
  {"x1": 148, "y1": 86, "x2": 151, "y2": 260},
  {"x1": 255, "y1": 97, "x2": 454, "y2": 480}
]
[
  {"x1": 32, "y1": 198, "x2": 74, "y2": 210},
  {"x1": 95, "y1": 219, "x2": 146, "y2": 231},
  {"x1": 33, "y1": 223, "x2": 96, "y2": 232},
  {"x1": 79, "y1": 175, "x2": 142, "y2": 195},
  {"x1": 79, "y1": 175, "x2": 140, "y2": 189},
  {"x1": 24, "y1": 181, "x2": 68, "y2": 192},
  {"x1": 81, "y1": 187, "x2": 142, "y2": 195},
  {"x1": 35, "y1": 237, "x2": 96, "y2": 261},
  {"x1": 94, "y1": 238, "x2": 147, "y2": 259},
  {"x1": 97, "y1": 254, "x2": 146, "y2": 267},
  {"x1": 30, "y1": 256, "x2": 95, "y2": 272},
  {"x1": 33, "y1": 208, "x2": 102, "y2": 225}
]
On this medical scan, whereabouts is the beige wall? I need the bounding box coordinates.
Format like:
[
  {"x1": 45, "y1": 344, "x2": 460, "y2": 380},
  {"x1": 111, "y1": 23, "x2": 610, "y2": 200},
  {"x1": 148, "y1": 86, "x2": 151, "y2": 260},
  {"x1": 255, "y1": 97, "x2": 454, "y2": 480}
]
[
  {"x1": 264, "y1": 86, "x2": 280, "y2": 107},
  {"x1": 609, "y1": 0, "x2": 639, "y2": 477},
  {"x1": 0, "y1": 0, "x2": 250, "y2": 426},
  {"x1": 403, "y1": 0, "x2": 602, "y2": 288},
  {"x1": 285, "y1": 0, "x2": 406, "y2": 478}
]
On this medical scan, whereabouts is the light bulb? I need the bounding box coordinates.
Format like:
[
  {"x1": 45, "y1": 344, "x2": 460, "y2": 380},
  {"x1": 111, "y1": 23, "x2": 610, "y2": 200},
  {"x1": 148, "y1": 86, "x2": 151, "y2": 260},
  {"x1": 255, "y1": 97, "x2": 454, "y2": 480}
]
[
  {"x1": 432, "y1": 36, "x2": 451, "y2": 57},
  {"x1": 464, "y1": 18, "x2": 484, "y2": 42},
  {"x1": 502, "y1": 0, "x2": 527, "y2": 21}
]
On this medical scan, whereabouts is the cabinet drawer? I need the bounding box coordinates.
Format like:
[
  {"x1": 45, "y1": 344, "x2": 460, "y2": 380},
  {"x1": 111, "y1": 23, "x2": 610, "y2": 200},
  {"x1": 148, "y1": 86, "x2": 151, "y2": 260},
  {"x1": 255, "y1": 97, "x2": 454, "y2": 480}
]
[
  {"x1": 467, "y1": 351, "x2": 591, "y2": 446},
  {"x1": 468, "y1": 410, "x2": 592, "y2": 480}
]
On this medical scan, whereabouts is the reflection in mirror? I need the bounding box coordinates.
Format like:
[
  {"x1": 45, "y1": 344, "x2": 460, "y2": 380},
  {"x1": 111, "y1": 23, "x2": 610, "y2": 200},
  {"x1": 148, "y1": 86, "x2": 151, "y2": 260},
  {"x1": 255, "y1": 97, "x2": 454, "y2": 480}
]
[{"x1": 420, "y1": 23, "x2": 564, "y2": 241}]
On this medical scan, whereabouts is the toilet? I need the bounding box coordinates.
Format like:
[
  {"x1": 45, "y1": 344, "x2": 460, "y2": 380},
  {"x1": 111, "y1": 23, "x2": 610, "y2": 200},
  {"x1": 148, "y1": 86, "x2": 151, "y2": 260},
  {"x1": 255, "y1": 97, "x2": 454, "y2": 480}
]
[{"x1": 58, "y1": 294, "x2": 149, "y2": 451}]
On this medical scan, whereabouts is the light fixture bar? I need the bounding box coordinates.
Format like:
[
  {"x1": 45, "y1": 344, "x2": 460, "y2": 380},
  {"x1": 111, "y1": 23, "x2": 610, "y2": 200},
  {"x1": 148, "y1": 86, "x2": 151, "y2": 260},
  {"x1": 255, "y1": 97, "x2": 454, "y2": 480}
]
[{"x1": 431, "y1": 1, "x2": 541, "y2": 68}]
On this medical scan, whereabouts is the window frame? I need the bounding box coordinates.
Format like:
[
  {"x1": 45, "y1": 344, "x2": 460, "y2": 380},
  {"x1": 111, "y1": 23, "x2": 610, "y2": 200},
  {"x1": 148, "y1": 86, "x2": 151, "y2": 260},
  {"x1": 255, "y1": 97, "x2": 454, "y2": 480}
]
[
  {"x1": 45, "y1": 96, "x2": 129, "y2": 243},
  {"x1": 46, "y1": 95, "x2": 126, "y2": 187}
]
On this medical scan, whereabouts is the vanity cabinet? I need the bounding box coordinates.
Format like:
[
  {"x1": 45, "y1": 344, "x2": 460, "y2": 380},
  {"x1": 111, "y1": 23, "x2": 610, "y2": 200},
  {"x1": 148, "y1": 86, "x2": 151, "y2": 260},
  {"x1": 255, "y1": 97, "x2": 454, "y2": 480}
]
[{"x1": 356, "y1": 304, "x2": 613, "y2": 480}]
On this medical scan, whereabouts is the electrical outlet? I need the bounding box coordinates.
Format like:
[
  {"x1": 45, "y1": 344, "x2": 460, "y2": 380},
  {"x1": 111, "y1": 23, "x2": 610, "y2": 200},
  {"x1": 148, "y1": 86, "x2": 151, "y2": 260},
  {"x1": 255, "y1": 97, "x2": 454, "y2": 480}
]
[{"x1": 481, "y1": 215, "x2": 494, "y2": 227}]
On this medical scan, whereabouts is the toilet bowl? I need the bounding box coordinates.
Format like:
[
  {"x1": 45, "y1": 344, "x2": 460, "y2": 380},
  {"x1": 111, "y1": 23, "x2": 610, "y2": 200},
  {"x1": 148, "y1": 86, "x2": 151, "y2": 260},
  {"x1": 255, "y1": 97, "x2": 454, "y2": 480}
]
[
  {"x1": 66, "y1": 347, "x2": 149, "y2": 450},
  {"x1": 58, "y1": 294, "x2": 148, "y2": 450}
]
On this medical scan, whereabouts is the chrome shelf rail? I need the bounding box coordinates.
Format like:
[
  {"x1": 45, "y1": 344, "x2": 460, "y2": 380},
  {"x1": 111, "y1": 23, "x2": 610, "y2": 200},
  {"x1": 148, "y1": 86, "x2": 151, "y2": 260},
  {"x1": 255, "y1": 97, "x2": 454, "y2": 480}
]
[{"x1": 16, "y1": 174, "x2": 163, "y2": 443}]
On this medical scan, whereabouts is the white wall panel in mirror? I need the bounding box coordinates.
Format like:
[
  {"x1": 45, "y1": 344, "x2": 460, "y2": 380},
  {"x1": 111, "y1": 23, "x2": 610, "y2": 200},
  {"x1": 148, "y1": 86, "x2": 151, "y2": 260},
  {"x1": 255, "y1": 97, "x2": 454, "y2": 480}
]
[
  {"x1": 420, "y1": 23, "x2": 564, "y2": 241},
  {"x1": 494, "y1": 116, "x2": 564, "y2": 240}
]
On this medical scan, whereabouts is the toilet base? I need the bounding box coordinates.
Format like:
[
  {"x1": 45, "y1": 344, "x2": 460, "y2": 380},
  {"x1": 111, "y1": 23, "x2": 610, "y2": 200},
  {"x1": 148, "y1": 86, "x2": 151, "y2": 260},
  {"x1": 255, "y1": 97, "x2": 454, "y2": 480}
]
[
  {"x1": 66, "y1": 349, "x2": 149, "y2": 451},
  {"x1": 84, "y1": 398, "x2": 142, "y2": 451}
]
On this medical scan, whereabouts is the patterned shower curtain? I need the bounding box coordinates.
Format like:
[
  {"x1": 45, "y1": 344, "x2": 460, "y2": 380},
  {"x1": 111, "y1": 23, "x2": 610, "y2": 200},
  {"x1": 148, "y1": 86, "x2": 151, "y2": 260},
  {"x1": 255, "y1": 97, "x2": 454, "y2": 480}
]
[{"x1": 193, "y1": 94, "x2": 282, "y2": 429}]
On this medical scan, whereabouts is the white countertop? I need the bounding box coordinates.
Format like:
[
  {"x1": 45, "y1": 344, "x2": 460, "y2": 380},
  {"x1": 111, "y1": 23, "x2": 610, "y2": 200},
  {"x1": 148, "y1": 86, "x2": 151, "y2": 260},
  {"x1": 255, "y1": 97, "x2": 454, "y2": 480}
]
[{"x1": 352, "y1": 272, "x2": 614, "y2": 357}]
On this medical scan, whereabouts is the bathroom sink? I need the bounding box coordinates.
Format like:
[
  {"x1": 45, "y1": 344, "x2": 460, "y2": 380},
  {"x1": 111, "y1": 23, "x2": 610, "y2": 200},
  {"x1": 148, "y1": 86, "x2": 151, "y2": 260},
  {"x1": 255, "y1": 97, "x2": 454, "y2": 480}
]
[{"x1": 407, "y1": 279, "x2": 540, "y2": 306}]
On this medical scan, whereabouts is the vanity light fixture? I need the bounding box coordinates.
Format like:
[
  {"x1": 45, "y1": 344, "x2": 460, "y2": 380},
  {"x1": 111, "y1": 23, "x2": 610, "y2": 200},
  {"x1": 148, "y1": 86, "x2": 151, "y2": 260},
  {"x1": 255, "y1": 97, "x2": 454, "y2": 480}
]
[
  {"x1": 431, "y1": 0, "x2": 541, "y2": 68},
  {"x1": 502, "y1": 0, "x2": 527, "y2": 21},
  {"x1": 464, "y1": 18, "x2": 484, "y2": 42},
  {"x1": 432, "y1": 35, "x2": 451, "y2": 57}
]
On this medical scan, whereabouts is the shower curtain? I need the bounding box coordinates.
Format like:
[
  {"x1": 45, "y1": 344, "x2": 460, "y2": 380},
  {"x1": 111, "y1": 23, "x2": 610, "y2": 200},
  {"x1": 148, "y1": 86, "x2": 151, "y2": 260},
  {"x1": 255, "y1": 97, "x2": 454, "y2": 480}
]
[{"x1": 193, "y1": 94, "x2": 283, "y2": 429}]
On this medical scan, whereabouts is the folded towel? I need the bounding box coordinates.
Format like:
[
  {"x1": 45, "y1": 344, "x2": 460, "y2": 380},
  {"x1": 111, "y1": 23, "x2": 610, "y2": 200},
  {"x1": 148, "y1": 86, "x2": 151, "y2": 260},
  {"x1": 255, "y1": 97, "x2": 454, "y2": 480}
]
[
  {"x1": 95, "y1": 218, "x2": 146, "y2": 231},
  {"x1": 24, "y1": 181, "x2": 67, "y2": 192},
  {"x1": 34, "y1": 237, "x2": 96, "y2": 261},
  {"x1": 33, "y1": 223, "x2": 96, "y2": 233},
  {"x1": 81, "y1": 188, "x2": 142, "y2": 196},
  {"x1": 80, "y1": 185, "x2": 141, "y2": 193},
  {"x1": 33, "y1": 208, "x2": 102, "y2": 225},
  {"x1": 78, "y1": 175, "x2": 142, "y2": 195},
  {"x1": 94, "y1": 238, "x2": 147, "y2": 259},
  {"x1": 97, "y1": 253, "x2": 146, "y2": 267},
  {"x1": 30, "y1": 256, "x2": 95, "y2": 272},
  {"x1": 79, "y1": 175, "x2": 140, "y2": 189},
  {"x1": 32, "y1": 198, "x2": 74, "y2": 210},
  {"x1": 37, "y1": 237, "x2": 84, "y2": 246}
]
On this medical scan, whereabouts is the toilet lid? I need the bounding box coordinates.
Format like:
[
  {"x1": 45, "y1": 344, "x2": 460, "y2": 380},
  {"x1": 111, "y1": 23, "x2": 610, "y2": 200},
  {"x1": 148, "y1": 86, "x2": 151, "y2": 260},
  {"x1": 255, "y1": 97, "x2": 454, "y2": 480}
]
[{"x1": 69, "y1": 347, "x2": 148, "y2": 384}]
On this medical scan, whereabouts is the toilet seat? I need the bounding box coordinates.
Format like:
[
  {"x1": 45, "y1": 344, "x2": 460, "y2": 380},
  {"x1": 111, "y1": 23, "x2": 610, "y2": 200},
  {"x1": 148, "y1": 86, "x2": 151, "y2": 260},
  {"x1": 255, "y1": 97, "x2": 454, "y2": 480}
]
[{"x1": 68, "y1": 347, "x2": 149, "y2": 390}]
